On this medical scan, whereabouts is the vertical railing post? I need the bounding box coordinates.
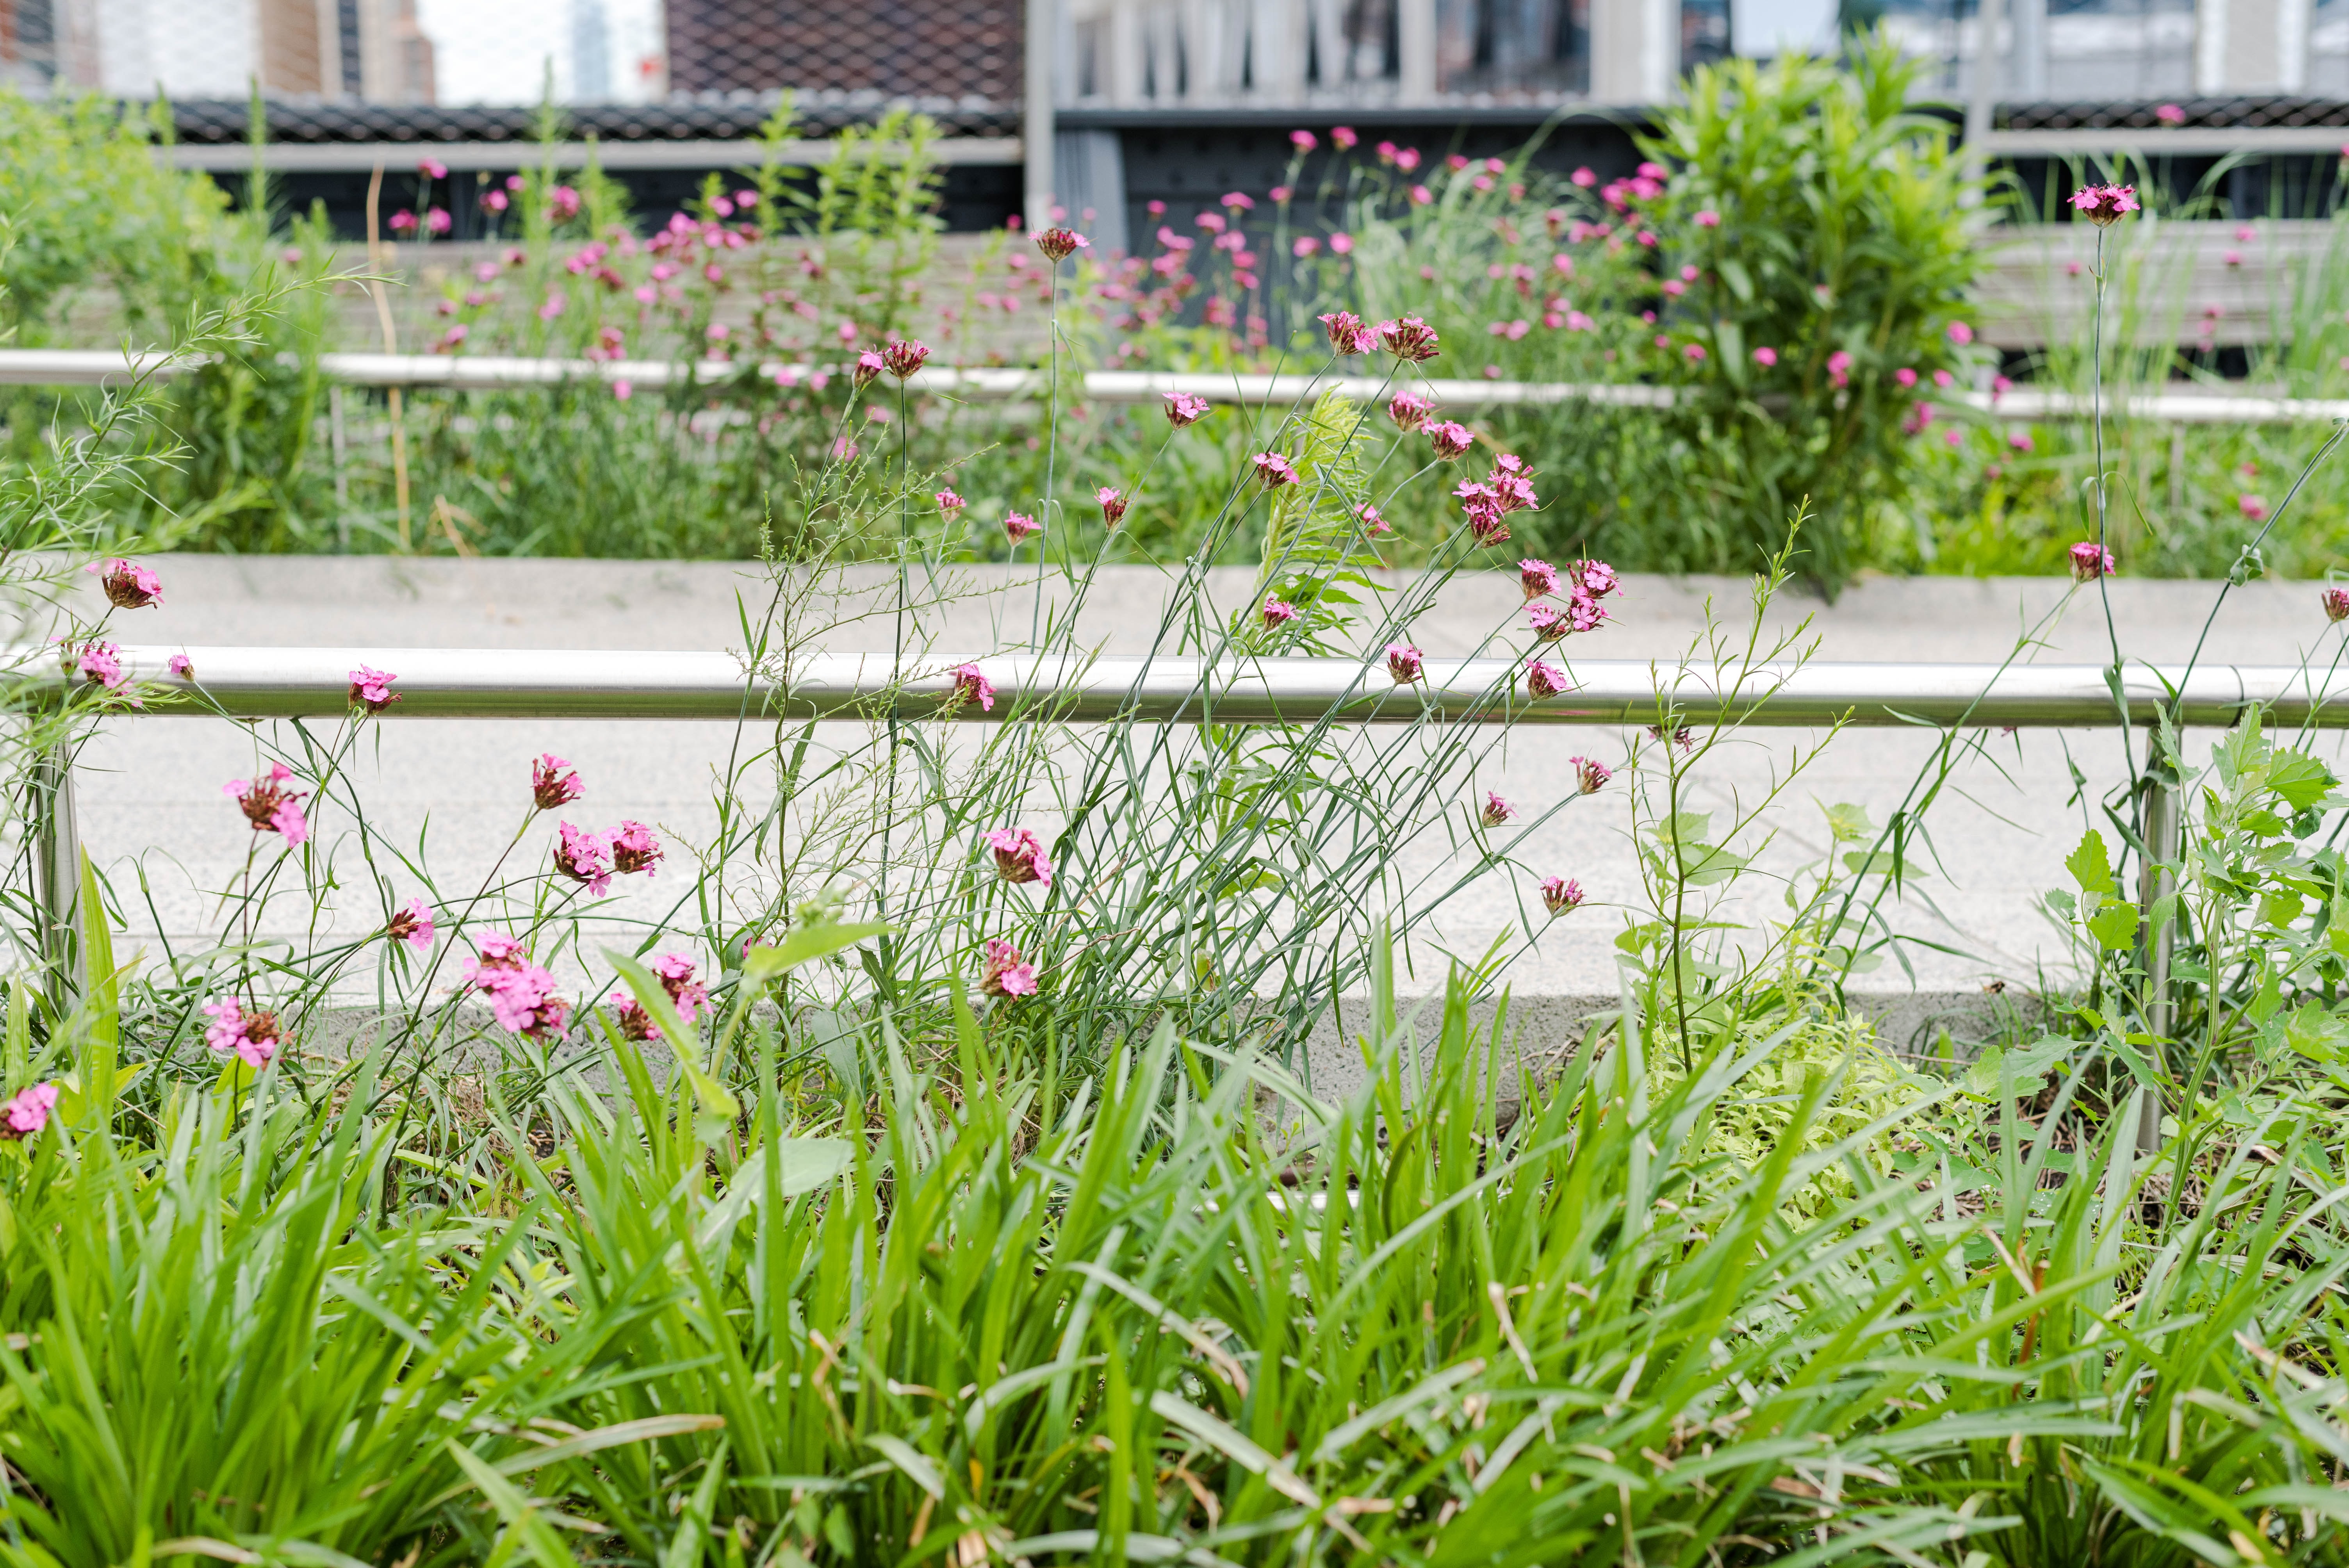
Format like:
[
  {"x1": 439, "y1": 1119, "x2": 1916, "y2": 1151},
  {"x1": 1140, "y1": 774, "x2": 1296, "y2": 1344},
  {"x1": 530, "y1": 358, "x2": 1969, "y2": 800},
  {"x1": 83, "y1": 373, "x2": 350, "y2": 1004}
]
[
  {"x1": 32, "y1": 738, "x2": 82, "y2": 1014},
  {"x1": 2137, "y1": 736, "x2": 2179, "y2": 1155}
]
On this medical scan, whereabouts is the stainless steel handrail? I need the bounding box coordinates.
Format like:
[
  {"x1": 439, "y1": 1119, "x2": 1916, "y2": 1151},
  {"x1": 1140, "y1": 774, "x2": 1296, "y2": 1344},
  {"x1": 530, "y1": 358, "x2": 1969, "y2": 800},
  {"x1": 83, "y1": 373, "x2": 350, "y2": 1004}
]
[
  {"x1": 27, "y1": 646, "x2": 2345, "y2": 727},
  {"x1": 6, "y1": 349, "x2": 2344, "y2": 424}
]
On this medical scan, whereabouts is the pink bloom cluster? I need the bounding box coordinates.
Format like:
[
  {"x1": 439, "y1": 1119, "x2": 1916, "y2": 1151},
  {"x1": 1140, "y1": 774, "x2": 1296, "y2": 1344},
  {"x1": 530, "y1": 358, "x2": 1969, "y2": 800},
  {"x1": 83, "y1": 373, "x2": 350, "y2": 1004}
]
[
  {"x1": 1, "y1": 1081, "x2": 57, "y2": 1139},
  {"x1": 1524, "y1": 659, "x2": 1571, "y2": 698},
  {"x1": 1388, "y1": 391, "x2": 1435, "y2": 432},
  {"x1": 1600, "y1": 160, "x2": 1671, "y2": 213},
  {"x1": 1262, "y1": 594, "x2": 1298, "y2": 630},
  {"x1": 203, "y1": 1000, "x2": 282, "y2": 1067},
  {"x1": 533, "y1": 754, "x2": 585, "y2": 811},
  {"x1": 1377, "y1": 316, "x2": 1441, "y2": 362},
  {"x1": 1098, "y1": 486, "x2": 1128, "y2": 526},
  {"x1": 952, "y1": 661, "x2": 996, "y2": 711},
  {"x1": 1317, "y1": 310, "x2": 1376, "y2": 354},
  {"x1": 1427, "y1": 421, "x2": 1474, "y2": 461},
  {"x1": 1454, "y1": 453, "x2": 1540, "y2": 545},
  {"x1": 981, "y1": 937, "x2": 1039, "y2": 997},
  {"x1": 1540, "y1": 876, "x2": 1585, "y2": 915},
  {"x1": 1570, "y1": 756, "x2": 1611, "y2": 794},
  {"x1": 1387, "y1": 643, "x2": 1425, "y2": 684},
  {"x1": 72, "y1": 639, "x2": 130, "y2": 697},
  {"x1": 2324, "y1": 586, "x2": 2349, "y2": 624},
  {"x1": 226, "y1": 762, "x2": 310, "y2": 846},
  {"x1": 1480, "y1": 791, "x2": 1515, "y2": 827},
  {"x1": 612, "y1": 953, "x2": 710, "y2": 1041},
  {"x1": 386, "y1": 896, "x2": 435, "y2": 951},
  {"x1": 986, "y1": 826, "x2": 1054, "y2": 887},
  {"x1": 1254, "y1": 452, "x2": 1300, "y2": 488},
  {"x1": 2070, "y1": 541, "x2": 2115, "y2": 581},
  {"x1": 1004, "y1": 511, "x2": 1042, "y2": 544},
  {"x1": 554, "y1": 820, "x2": 662, "y2": 896},
  {"x1": 467, "y1": 935, "x2": 571, "y2": 1039},
  {"x1": 1164, "y1": 391, "x2": 1211, "y2": 427},
  {"x1": 2068, "y1": 184, "x2": 2140, "y2": 226},
  {"x1": 348, "y1": 664, "x2": 399, "y2": 714},
  {"x1": 88, "y1": 558, "x2": 162, "y2": 609}
]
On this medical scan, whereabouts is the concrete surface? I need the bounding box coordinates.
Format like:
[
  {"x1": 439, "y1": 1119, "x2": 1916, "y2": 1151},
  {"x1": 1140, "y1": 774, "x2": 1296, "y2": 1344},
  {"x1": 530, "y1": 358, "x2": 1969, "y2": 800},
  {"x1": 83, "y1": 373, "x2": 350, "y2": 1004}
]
[{"x1": 54, "y1": 556, "x2": 2349, "y2": 1085}]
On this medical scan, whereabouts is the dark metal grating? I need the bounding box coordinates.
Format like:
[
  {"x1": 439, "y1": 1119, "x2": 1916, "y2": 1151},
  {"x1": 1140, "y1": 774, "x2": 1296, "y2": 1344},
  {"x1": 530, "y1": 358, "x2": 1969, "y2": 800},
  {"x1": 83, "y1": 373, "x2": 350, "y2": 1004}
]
[
  {"x1": 168, "y1": 91, "x2": 1021, "y2": 147},
  {"x1": 1999, "y1": 96, "x2": 2349, "y2": 131}
]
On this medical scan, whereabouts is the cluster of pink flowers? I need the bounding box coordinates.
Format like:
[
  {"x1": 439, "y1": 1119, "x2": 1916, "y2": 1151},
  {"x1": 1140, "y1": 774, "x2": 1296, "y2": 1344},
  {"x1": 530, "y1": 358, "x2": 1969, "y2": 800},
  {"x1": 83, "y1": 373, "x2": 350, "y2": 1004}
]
[
  {"x1": 1317, "y1": 310, "x2": 1376, "y2": 355},
  {"x1": 466, "y1": 934, "x2": 570, "y2": 1039},
  {"x1": 1524, "y1": 659, "x2": 1571, "y2": 698},
  {"x1": 1036, "y1": 227, "x2": 1090, "y2": 264},
  {"x1": 88, "y1": 558, "x2": 162, "y2": 609},
  {"x1": 612, "y1": 953, "x2": 710, "y2": 1041},
  {"x1": 203, "y1": 1000, "x2": 282, "y2": 1067},
  {"x1": 1386, "y1": 643, "x2": 1425, "y2": 684},
  {"x1": 1164, "y1": 391, "x2": 1211, "y2": 427},
  {"x1": 952, "y1": 661, "x2": 996, "y2": 711},
  {"x1": 2070, "y1": 541, "x2": 2115, "y2": 581},
  {"x1": 1005, "y1": 511, "x2": 1043, "y2": 544},
  {"x1": 1427, "y1": 421, "x2": 1475, "y2": 461},
  {"x1": 1540, "y1": 877, "x2": 1585, "y2": 915},
  {"x1": 1480, "y1": 791, "x2": 1516, "y2": 828},
  {"x1": 1570, "y1": 756, "x2": 1611, "y2": 795},
  {"x1": 986, "y1": 826, "x2": 1054, "y2": 887},
  {"x1": 226, "y1": 762, "x2": 309, "y2": 846},
  {"x1": 385, "y1": 896, "x2": 435, "y2": 952},
  {"x1": 1388, "y1": 391, "x2": 1435, "y2": 432},
  {"x1": 1454, "y1": 453, "x2": 1540, "y2": 545},
  {"x1": 981, "y1": 937, "x2": 1039, "y2": 998},
  {"x1": 1253, "y1": 452, "x2": 1300, "y2": 488},
  {"x1": 1522, "y1": 556, "x2": 1616, "y2": 640},
  {"x1": 72, "y1": 639, "x2": 130, "y2": 697},
  {"x1": 1377, "y1": 316, "x2": 1441, "y2": 362},
  {"x1": 1098, "y1": 486, "x2": 1128, "y2": 526},
  {"x1": 2324, "y1": 586, "x2": 2349, "y2": 624},
  {"x1": 2068, "y1": 184, "x2": 2140, "y2": 226},
  {"x1": 553, "y1": 820, "x2": 662, "y2": 897},
  {"x1": 348, "y1": 664, "x2": 399, "y2": 715},
  {"x1": 533, "y1": 754, "x2": 585, "y2": 810},
  {"x1": 1, "y1": 1081, "x2": 57, "y2": 1140}
]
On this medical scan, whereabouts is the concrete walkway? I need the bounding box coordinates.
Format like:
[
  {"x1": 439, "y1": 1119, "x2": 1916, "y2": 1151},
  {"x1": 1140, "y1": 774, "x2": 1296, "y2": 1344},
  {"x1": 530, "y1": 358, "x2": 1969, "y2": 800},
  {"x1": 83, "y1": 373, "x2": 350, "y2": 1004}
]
[{"x1": 59, "y1": 556, "x2": 2349, "y2": 1073}]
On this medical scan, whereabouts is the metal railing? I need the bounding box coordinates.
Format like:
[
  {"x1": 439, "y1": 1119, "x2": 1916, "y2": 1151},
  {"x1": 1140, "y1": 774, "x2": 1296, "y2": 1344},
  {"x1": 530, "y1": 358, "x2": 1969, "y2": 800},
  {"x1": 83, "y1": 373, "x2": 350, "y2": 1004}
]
[
  {"x1": 7, "y1": 350, "x2": 2346, "y2": 424},
  {"x1": 35, "y1": 643, "x2": 2292, "y2": 1145}
]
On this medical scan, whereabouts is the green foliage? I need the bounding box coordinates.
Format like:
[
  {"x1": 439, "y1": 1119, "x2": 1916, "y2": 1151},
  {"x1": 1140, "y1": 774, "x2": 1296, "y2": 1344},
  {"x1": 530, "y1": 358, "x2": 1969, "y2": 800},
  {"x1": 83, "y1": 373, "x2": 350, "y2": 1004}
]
[{"x1": 1641, "y1": 37, "x2": 1984, "y2": 590}]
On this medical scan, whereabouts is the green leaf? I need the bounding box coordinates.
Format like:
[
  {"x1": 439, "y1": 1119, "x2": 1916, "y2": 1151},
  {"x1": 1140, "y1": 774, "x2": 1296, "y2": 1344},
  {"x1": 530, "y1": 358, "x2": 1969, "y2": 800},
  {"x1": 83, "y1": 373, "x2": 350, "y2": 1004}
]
[
  {"x1": 1716, "y1": 255, "x2": 1754, "y2": 302},
  {"x1": 743, "y1": 920, "x2": 889, "y2": 982},
  {"x1": 2267, "y1": 748, "x2": 2337, "y2": 811},
  {"x1": 2282, "y1": 1001, "x2": 2349, "y2": 1063},
  {"x1": 1822, "y1": 802, "x2": 1873, "y2": 842},
  {"x1": 2066, "y1": 830, "x2": 2114, "y2": 894},
  {"x1": 2086, "y1": 897, "x2": 2141, "y2": 951}
]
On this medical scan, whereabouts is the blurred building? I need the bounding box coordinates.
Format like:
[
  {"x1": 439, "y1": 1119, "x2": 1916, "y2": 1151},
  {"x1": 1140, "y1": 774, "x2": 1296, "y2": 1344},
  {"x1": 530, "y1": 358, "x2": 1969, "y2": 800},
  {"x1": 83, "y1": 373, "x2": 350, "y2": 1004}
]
[
  {"x1": 0, "y1": 0, "x2": 434, "y2": 99},
  {"x1": 664, "y1": 0, "x2": 1021, "y2": 102}
]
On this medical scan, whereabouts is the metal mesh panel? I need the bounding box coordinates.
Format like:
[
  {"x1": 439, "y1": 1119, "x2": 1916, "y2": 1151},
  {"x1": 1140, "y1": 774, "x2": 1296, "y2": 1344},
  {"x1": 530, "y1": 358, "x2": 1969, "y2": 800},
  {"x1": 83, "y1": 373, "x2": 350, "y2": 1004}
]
[{"x1": 0, "y1": 0, "x2": 1023, "y2": 118}]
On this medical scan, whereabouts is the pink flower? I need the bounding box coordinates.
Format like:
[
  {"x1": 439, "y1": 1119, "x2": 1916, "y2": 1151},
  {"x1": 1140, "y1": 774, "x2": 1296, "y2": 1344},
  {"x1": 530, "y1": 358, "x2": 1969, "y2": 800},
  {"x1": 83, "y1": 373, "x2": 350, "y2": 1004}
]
[
  {"x1": 1005, "y1": 511, "x2": 1042, "y2": 543},
  {"x1": 554, "y1": 821, "x2": 614, "y2": 896},
  {"x1": 1827, "y1": 350, "x2": 1854, "y2": 388},
  {"x1": 951, "y1": 660, "x2": 997, "y2": 712},
  {"x1": 2156, "y1": 103, "x2": 2185, "y2": 125},
  {"x1": 2070, "y1": 541, "x2": 2115, "y2": 581},
  {"x1": 1481, "y1": 791, "x2": 1516, "y2": 827},
  {"x1": 831, "y1": 436, "x2": 860, "y2": 463},
  {"x1": 1540, "y1": 877, "x2": 1584, "y2": 915},
  {"x1": 1894, "y1": 367, "x2": 1919, "y2": 389},
  {"x1": 2324, "y1": 586, "x2": 2349, "y2": 624},
  {"x1": 1331, "y1": 126, "x2": 1358, "y2": 149},
  {"x1": 881, "y1": 339, "x2": 931, "y2": 378},
  {"x1": 417, "y1": 157, "x2": 448, "y2": 180},
  {"x1": 203, "y1": 1000, "x2": 282, "y2": 1067},
  {"x1": 1329, "y1": 232, "x2": 1354, "y2": 255},
  {"x1": 1317, "y1": 310, "x2": 1374, "y2": 354},
  {"x1": 1386, "y1": 642, "x2": 1424, "y2": 684},
  {"x1": 937, "y1": 488, "x2": 967, "y2": 514},
  {"x1": 613, "y1": 379, "x2": 633, "y2": 401},
  {"x1": 854, "y1": 349, "x2": 887, "y2": 387},
  {"x1": 1525, "y1": 659, "x2": 1570, "y2": 698},
  {"x1": 611, "y1": 820, "x2": 663, "y2": 877},
  {"x1": 1948, "y1": 321, "x2": 1975, "y2": 346},
  {"x1": 1036, "y1": 227, "x2": 1090, "y2": 262},
  {"x1": 2068, "y1": 184, "x2": 2139, "y2": 226},
  {"x1": 347, "y1": 664, "x2": 399, "y2": 715},
  {"x1": 1570, "y1": 756, "x2": 1610, "y2": 794},
  {"x1": 75, "y1": 640, "x2": 126, "y2": 691},
  {"x1": 424, "y1": 207, "x2": 451, "y2": 236},
  {"x1": 88, "y1": 558, "x2": 162, "y2": 608},
  {"x1": 226, "y1": 762, "x2": 308, "y2": 845},
  {"x1": 1098, "y1": 486, "x2": 1128, "y2": 526},
  {"x1": 1262, "y1": 594, "x2": 1298, "y2": 629},
  {"x1": 533, "y1": 754, "x2": 584, "y2": 811},
  {"x1": 547, "y1": 185, "x2": 582, "y2": 221},
  {"x1": 1528, "y1": 604, "x2": 1567, "y2": 641},
  {"x1": 1290, "y1": 128, "x2": 1318, "y2": 151},
  {"x1": 1387, "y1": 390, "x2": 1435, "y2": 431},
  {"x1": 1426, "y1": 421, "x2": 1474, "y2": 460},
  {"x1": 1694, "y1": 208, "x2": 1721, "y2": 228},
  {"x1": 1394, "y1": 147, "x2": 1421, "y2": 173},
  {"x1": 2235, "y1": 224, "x2": 2256, "y2": 243},
  {"x1": 1376, "y1": 316, "x2": 1441, "y2": 362},
  {"x1": 981, "y1": 937, "x2": 1038, "y2": 998},
  {"x1": 1253, "y1": 452, "x2": 1300, "y2": 487},
  {"x1": 1164, "y1": 390, "x2": 1211, "y2": 427},
  {"x1": 389, "y1": 210, "x2": 418, "y2": 233},
  {"x1": 1577, "y1": 559, "x2": 1618, "y2": 599},
  {"x1": 386, "y1": 897, "x2": 435, "y2": 952},
  {"x1": 1293, "y1": 236, "x2": 1320, "y2": 257},
  {"x1": 985, "y1": 826, "x2": 1054, "y2": 887},
  {"x1": 0, "y1": 1081, "x2": 57, "y2": 1139},
  {"x1": 1520, "y1": 558, "x2": 1558, "y2": 599},
  {"x1": 1356, "y1": 502, "x2": 1390, "y2": 535},
  {"x1": 168, "y1": 653, "x2": 193, "y2": 678},
  {"x1": 1683, "y1": 342, "x2": 1706, "y2": 362},
  {"x1": 536, "y1": 290, "x2": 565, "y2": 321},
  {"x1": 2009, "y1": 431, "x2": 2034, "y2": 451},
  {"x1": 654, "y1": 952, "x2": 709, "y2": 1021},
  {"x1": 472, "y1": 952, "x2": 569, "y2": 1039},
  {"x1": 1932, "y1": 369, "x2": 1955, "y2": 389},
  {"x1": 2240, "y1": 494, "x2": 2270, "y2": 521},
  {"x1": 481, "y1": 189, "x2": 508, "y2": 213}
]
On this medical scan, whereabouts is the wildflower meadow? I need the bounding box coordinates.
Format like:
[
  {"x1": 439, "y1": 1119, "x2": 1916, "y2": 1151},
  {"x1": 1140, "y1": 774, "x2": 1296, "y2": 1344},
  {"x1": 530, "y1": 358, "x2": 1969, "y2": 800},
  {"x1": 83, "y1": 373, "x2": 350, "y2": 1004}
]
[{"x1": 9, "y1": 36, "x2": 2349, "y2": 1568}]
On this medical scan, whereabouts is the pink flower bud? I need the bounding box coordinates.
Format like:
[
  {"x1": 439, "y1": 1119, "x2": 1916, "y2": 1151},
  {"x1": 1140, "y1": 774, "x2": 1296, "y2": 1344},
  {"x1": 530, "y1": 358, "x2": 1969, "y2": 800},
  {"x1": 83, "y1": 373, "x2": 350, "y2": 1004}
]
[
  {"x1": 1540, "y1": 877, "x2": 1584, "y2": 915},
  {"x1": 1570, "y1": 756, "x2": 1611, "y2": 794},
  {"x1": 1386, "y1": 642, "x2": 1424, "y2": 684}
]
